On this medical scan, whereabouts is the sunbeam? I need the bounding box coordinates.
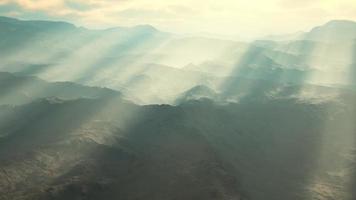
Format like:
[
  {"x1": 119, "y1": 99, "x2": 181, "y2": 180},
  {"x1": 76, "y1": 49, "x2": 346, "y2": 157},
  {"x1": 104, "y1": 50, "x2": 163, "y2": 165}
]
[{"x1": 1, "y1": 4, "x2": 356, "y2": 200}]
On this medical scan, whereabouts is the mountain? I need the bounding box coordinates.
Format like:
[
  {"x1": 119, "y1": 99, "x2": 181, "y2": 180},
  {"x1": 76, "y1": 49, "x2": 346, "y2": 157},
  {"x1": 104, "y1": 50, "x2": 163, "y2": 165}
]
[
  {"x1": 0, "y1": 72, "x2": 121, "y2": 105},
  {"x1": 0, "y1": 97, "x2": 245, "y2": 200},
  {"x1": 0, "y1": 16, "x2": 76, "y2": 29},
  {"x1": 1, "y1": 16, "x2": 356, "y2": 200},
  {"x1": 214, "y1": 20, "x2": 356, "y2": 92},
  {"x1": 304, "y1": 20, "x2": 356, "y2": 42},
  {"x1": 175, "y1": 85, "x2": 219, "y2": 104},
  {"x1": 0, "y1": 16, "x2": 238, "y2": 104},
  {"x1": 0, "y1": 16, "x2": 168, "y2": 65},
  {"x1": 2, "y1": 16, "x2": 356, "y2": 104},
  {"x1": 0, "y1": 94, "x2": 355, "y2": 200},
  {"x1": 259, "y1": 20, "x2": 356, "y2": 42},
  {"x1": 0, "y1": 16, "x2": 78, "y2": 57}
]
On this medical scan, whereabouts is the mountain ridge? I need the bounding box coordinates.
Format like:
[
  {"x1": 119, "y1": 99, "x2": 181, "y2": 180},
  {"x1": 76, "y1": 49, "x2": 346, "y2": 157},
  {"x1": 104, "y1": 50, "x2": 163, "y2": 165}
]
[{"x1": 0, "y1": 72, "x2": 122, "y2": 105}]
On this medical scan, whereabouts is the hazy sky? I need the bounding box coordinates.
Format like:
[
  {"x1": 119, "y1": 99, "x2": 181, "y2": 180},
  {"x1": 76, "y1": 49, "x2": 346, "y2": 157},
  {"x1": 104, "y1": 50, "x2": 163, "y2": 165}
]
[{"x1": 1, "y1": 0, "x2": 356, "y2": 39}]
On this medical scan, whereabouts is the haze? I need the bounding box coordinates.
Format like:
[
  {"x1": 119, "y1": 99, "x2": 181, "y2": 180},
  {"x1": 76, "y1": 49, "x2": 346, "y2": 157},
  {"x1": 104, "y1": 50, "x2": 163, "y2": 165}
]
[
  {"x1": 1, "y1": 1, "x2": 356, "y2": 200},
  {"x1": 1, "y1": 0, "x2": 356, "y2": 39}
]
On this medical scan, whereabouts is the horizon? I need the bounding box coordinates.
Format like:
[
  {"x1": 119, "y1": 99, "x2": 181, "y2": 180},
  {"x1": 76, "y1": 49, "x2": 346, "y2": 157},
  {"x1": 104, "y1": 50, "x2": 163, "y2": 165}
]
[
  {"x1": 1, "y1": 15, "x2": 356, "y2": 42},
  {"x1": 1, "y1": 0, "x2": 356, "y2": 40}
]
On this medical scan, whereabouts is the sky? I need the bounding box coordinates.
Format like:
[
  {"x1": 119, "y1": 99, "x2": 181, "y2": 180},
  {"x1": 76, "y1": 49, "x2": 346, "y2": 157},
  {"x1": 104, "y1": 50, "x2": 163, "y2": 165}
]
[{"x1": 1, "y1": 0, "x2": 356, "y2": 39}]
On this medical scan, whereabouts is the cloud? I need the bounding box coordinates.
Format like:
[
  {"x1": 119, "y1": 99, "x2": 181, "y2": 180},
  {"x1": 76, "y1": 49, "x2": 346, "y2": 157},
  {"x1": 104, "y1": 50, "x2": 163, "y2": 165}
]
[
  {"x1": 65, "y1": 1, "x2": 95, "y2": 11},
  {"x1": 0, "y1": 0, "x2": 356, "y2": 38},
  {"x1": 278, "y1": 0, "x2": 319, "y2": 9}
]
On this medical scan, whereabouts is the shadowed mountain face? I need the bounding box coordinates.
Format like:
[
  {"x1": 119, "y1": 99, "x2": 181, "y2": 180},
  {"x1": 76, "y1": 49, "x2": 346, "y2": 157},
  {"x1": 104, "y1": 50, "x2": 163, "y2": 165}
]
[
  {"x1": 0, "y1": 94, "x2": 355, "y2": 200},
  {"x1": 0, "y1": 97, "x2": 243, "y2": 200},
  {"x1": 0, "y1": 16, "x2": 356, "y2": 200}
]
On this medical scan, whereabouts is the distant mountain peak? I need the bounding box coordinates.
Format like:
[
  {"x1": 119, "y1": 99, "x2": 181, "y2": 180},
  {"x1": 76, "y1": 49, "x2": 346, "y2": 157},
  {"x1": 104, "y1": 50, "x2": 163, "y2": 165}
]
[
  {"x1": 311, "y1": 19, "x2": 356, "y2": 31},
  {"x1": 304, "y1": 19, "x2": 356, "y2": 42},
  {"x1": 0, "y1": 15, "x2": 76, "y2": 30},
  {"x1": 0, "y1": 16, "x2": 19, "y2": 23},
  {"x1": 324, "y1": 19, "x2": 356, "y2": 26},
  {"x1": 175, "y1": 85, "x2": 218, "y2": 104}
]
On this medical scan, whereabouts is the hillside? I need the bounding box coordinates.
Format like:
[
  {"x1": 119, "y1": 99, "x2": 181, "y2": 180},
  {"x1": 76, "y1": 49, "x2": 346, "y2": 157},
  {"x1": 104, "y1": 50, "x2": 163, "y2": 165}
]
[
  {"x1": 0, "y1": 72, "x2": 121, "y2": 105},
  {"x1": 0, "y1": 16, "x2": 356, "y2": 200},
  {"x1": 0, "y1": 95, "x2": 355, "y2": 200}
]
